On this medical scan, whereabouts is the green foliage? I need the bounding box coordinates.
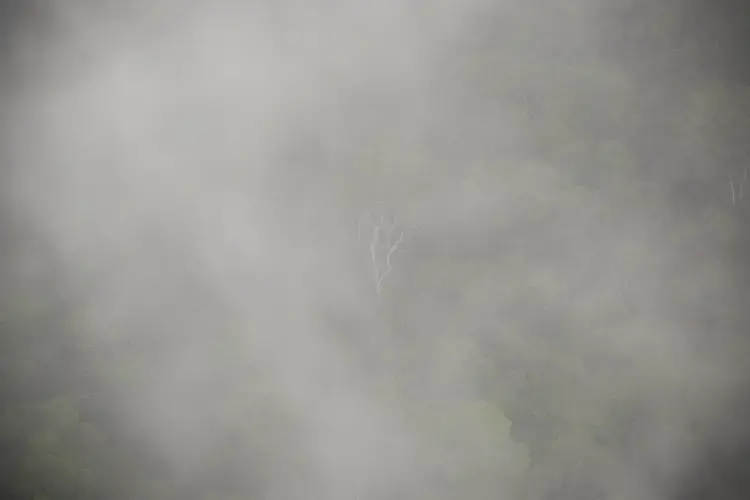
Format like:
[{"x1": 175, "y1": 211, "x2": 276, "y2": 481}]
[
  {"x1": 4, "y1": 397, "x2": 105, "y2": 499},
  {"x1": 427, "y1": 399, "x2": 530, "y2": 489}
]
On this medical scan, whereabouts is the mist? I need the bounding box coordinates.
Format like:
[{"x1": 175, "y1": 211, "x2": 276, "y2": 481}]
[{"x1": 2, "y1": 1, "x2": 749, "y2": 499}]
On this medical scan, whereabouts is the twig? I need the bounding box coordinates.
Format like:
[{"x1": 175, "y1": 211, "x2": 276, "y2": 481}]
[
  {"x1": 375, "y1": 230, "x2": 404, "y2": 295},
  {"x1": 361, "y1": 208, "x2": 411, "y2": 295}
]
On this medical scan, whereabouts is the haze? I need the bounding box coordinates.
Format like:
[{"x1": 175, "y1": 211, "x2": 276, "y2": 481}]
[{"x1": 1, "y1": 1, "x2": 749, "y2": 499}]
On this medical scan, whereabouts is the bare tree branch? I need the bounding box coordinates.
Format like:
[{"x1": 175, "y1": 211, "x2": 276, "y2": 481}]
[
  {"x1": 375, "y1": 230, "x2": 404, "y2": 295},
  {"x1": 359, "y1": 206, "x2": 413, "y2": 295}
]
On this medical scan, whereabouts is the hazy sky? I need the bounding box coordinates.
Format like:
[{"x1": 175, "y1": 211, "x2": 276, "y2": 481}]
[{"x1": 2, "y1": 1, "x2": 750, "y2": 499}]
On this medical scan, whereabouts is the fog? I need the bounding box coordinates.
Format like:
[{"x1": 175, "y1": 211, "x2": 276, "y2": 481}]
[{"x1": 2, "y1": 1, "x2": 749, "y2": 499}]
